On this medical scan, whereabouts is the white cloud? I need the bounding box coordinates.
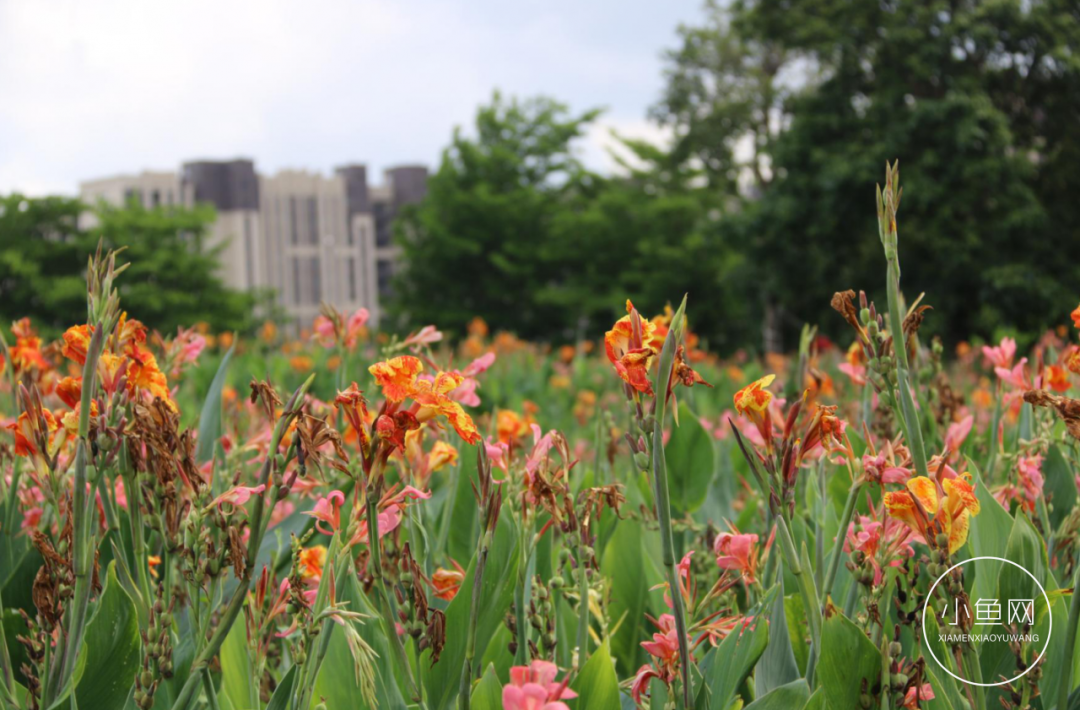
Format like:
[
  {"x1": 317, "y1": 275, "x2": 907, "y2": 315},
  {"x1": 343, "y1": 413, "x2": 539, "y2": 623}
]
[{"x1": 0, "y1": 0, "x2": 700, "y2": 195}]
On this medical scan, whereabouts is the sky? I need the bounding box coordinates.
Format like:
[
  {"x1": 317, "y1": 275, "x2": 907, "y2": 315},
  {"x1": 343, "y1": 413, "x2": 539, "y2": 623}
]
[{"x1": 0, "y1": 0, "x2": 702, "y2": 196}]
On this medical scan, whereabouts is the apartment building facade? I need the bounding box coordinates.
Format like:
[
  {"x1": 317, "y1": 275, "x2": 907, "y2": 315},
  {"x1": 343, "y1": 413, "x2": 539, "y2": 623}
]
[{"x1": 79, "y1": 159, "x2": 427, "y2": 328}]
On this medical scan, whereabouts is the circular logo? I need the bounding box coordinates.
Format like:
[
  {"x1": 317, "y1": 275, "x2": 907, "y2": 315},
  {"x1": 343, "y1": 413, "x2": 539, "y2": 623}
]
[{"x1": 921, "y1": 555, "x2": 1051, "y2": 687}]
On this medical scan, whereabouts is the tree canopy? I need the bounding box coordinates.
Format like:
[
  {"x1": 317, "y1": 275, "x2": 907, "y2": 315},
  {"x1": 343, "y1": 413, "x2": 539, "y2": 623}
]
[
  {"x1": 0, "y1": 195, "x2": 258, "y2": 336},
  {"x1": 395, "y1": 0, "x2": 1080, "y2": 351}
]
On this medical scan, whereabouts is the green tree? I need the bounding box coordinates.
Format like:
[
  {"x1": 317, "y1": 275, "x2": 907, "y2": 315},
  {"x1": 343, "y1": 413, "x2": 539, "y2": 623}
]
[
  {"x1": 0, "y1": 194, "x2": 259, "y2": 335},
  {"x1": 393, "y1": 93, "x2": 746, "y2": 344},
  {"x1": 658, "y1": 0, "x2": 1080, "y2": 349},
  {"x1": 392, "y1": 93, "x2": 601, "y2": 340}
]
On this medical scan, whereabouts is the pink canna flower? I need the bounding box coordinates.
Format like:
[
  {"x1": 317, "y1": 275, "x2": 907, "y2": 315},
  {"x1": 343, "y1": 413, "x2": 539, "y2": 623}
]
[
  {"x1": 486, "y1": 438, "x2": 510, "y2": 473},
  {"x1": 641, "y1": 614, "x2": 681, "y2": 669},
  {"x1": 404, "y1": 325, "x2": 443, "y2": 350},
  {"x1": 209, "y1": 484, "x2": 266, "y2": 510},
  {"x1": 1016, "y1": 454, "x2": 1045, "y2": 512},
  {"x1": 631, "y1": 664, "x2": 662, "y2": 707},
  {"x1": 901, "y1": 683, "x2": 934, "y2": 709},
  {"x1": 995, "y1": 358, "x2": 1030, "y2": 390},
  {"x1": 502, "y1": 660, "x2": 576, "y2": 710},
  {"x1": 943, "y1": 415, "x2": 974, "y2": 454},
  {"x1": 982, "y1": 337, "x2": 1016, "y2": 370},
  {"x1": 713, "y1": 530, "x2": 760, "y2": 583},
  {"x1": 305, "y1": 490, "x2": 345, "y2": 535}
]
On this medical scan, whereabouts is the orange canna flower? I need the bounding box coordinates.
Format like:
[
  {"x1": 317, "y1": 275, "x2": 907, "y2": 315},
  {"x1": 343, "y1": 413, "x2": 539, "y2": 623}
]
[
  {"x1": 1045, "y1": 364, "x2": 1071, "y2": 393},
  {"x1": 298, "y1": 545, "x2": 328, "y2": 581},
  {"x1": 431, "y1": 565, "x2": 466, "y2": 601},
  {"x1": 497, "y1": 409, "x2": 534, "y2": 445},
  {"x1": 605, "y1": 300, "x2": 661, "y2": 396},
  {"x1": 335, "y1": 382, "x2": 373, "y2": 453},
  {"x1": 427, "y1": 440, "x2": 458, "y2": 472},
  {"x1": 884, "y1": 475, "x2": 979, "y2": 554},
  {"x1": 370, "y1": 356, "x2": 425, "y2": 402},
  {"x1": 56, "y1": 376, "x2": 83, "y2": 409},
  {"x1": 11, "y1": 318, "x2": 49, "y2": 373},
  {"x1": 1072, "y1": 303, "x2": 1080, "y2": 329},
  {"x1": 1067, "y1": 348, "x2": 1080, "y2": 375},
  {"x1": 7, "y1": 408, "x2": 58, "y2": 458},
  {"x1": 733, "y1": 374, "x2": 776, "y2": 449},
  {"x1": 125, "y1": 340, "x2": 176, "y2": 410},
  {"x1": 411, "y1": 372, "x2": 481, "y2": 445}
]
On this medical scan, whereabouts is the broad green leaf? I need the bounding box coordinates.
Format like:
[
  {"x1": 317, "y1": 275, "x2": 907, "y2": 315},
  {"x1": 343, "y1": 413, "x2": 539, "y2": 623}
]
[
  {"x1": 73, "y1": 562, "x2": 142, "y2": 710},
  {"x1": 802, "y1": 687, "x2": 827, "y2": 710},
  {"x1": 265, "y1": 665, "x2": 297, "y2": 710},
  {"x1": 601, "y1": 521, "x2": 661, "y2": 675},
  {"x1": 818, "y1": 605, "x2": 880, "y2": 710},
  {"x1": 312, "y1": 573, "x2": 406, "y2": 709},
  {"x1": 195, "y1": 343, "x2": 234, "y2": 465},
  {"x1": 968, "y1": 460, "x2": 1013, "y2": 605},
  {"x1": 756, "y1": 563, "x2": 800, "y2": 694},
  {"x1": 696, "y1": 600, "x2": 769, "y2": 710},
  {"x1": 423, "y1": 508, "x2": 520, "y2": 710},
  {"x1": 470, "y1": 664, "x2": 504, "y2": 710},
  {"x1": 784, "y1": 593, "x2": 808, "y2": 675},
  {"x1": 219, "y1": 619, "x2": 255, "y2": 710},
  {"x1": 446, "y1": 456, "x2": 479, "y2": 564},
  {"x1": 664, "y1": 402, "x2": 715, "y2": 514},
  {"x1": 573, "y1": 639, "x2": 621, "y2": 709},
  {"x1": 1043, "y1": 445, "x2": 1076, "y2": 529},
  {"x1": 744, "y1": 679, "x2": 810, "y2": 710}
]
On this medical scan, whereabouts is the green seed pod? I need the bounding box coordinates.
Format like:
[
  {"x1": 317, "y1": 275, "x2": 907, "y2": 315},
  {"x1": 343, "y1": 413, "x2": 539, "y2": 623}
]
[
  {"x1": 634, "y1": 451, "x2": 650, "y2": 470},
  {"x1": 935, "y1": 533, "x2": 949, "y2": 549}
]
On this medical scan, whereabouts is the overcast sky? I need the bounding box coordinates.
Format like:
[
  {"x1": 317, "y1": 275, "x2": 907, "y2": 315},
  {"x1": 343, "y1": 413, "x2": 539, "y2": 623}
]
[{"x1": 0, "y1": 0, "x2": 701, "y2": 196}]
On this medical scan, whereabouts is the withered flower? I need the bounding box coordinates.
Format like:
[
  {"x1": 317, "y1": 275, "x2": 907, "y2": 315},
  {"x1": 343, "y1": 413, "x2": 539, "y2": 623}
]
[{"x1": 1024, "y1": 389, "x2": 1080, "y2": 441}]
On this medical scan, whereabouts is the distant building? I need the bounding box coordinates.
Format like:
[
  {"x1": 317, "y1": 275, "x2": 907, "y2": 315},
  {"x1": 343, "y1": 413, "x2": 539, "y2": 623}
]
[{"x1": 79, "y1": 159, "x2": 428, "y2": 328}]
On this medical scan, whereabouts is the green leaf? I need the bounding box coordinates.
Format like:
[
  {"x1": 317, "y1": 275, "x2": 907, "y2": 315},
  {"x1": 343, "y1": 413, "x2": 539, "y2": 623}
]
[
  {"x1": 802, "y1": 687, "x2": 827, "y2": 710},
  {"x1": 573, "y1": 639, "x2": 621, "y2": 709},
  {"x1": 264, "y1": 665, "x2": 298, "y2": 710},
  {"x1": 73, "y1": 562, "x2": 142, "y2": 710},
  {"x1": 311, "y1": 573, "x2": 407, "y2": 709},
  {"x1": 423, "y1": 508, "x2": 520, "y2": 710},
  {"x1": 470, "y1": 664, "x2": 504, "y2": 710},
  {"x1": 696, "y1": 602, "x2": 769, "y2": 710},
  {"x1": 967, "y1": 460, "x2": 1013, "y2": 605},
  {"x1": 1043, "y1": 446, "x2": 1076, "y2": 529},
  {"x1": 196, "y1": 344, "x2": 234, "y2": 466},
  {"x1": 601, "y1": 521, "x2": 661, "y2": 675},
  {"x1": 756, "y1": 562, "x2": 800, "y2": 695},
  {"x1": 219, "y1": 619, "x2": 254, "y2": 710},
  {"x1": 817, "y1": 606, "x2": 880, "y2": 710},
  {"x1": 744, "y1": 679, "x2": 810, "y2": 710},
  {"x1": 664, "y1": 402, "x2": 715, "y2": 514}
]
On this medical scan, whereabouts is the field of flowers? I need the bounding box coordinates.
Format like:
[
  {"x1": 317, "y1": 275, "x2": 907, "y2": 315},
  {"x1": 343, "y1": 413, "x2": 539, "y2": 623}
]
[{"x1": 2, "y1": 164, "x2": 1080, "y2": 710}]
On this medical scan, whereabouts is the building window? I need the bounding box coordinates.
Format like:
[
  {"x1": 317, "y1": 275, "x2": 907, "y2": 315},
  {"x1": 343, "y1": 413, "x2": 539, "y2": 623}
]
[
  {"x1": 308, "y1": 256, "x2": 321, "y2": 304},
  {"x1": 151, "y1": 190, "x2": 161, "y2": 207},
  {"x1": 347, "y1": 257, "x2": 357, "y2": 301},
  {"x1": 311, "y1": 198, "x2": 319, "y2": 245},
  {"x1": 289, "y1": 197, "x2": 299, "y2": 246},
  {"x1": 291, "y1": 257, "x2": 301, "y2": 305},
  {"x1": 374, "y1": 202, "x2": 393, "y2": 247}
]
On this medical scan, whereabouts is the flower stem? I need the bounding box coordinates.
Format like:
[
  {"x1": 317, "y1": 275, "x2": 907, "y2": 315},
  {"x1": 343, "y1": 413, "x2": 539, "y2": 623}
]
[
  {"x1": 821, "y1": 478, "x2": 863, "y2": 609},
  {"x1": 459, "y1": 527, "x2": 492, "y2": 710},
  {"x1": 651, "y1": 296, "x2": 693, "y2": 708},
  {"x1": 169, "y1": 375, "x2": 314, "y2": 710},
  {"x1": 1057, "y1": 548, "x2": 1080, "y2": 710}
]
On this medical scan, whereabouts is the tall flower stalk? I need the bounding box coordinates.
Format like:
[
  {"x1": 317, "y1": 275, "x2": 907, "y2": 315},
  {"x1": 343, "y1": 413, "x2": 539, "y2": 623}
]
[{"x1": 649, "y1": 296, "x2": 694, "y2": 708}]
